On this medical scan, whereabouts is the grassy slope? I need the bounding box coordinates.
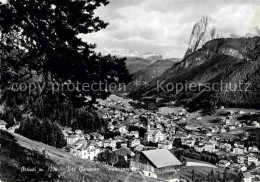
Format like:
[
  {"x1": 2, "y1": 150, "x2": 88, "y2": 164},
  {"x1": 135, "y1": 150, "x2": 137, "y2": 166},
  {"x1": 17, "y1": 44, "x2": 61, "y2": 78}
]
[{"x1": 0, "y1": 130, "x2": 161, "y2": 182}]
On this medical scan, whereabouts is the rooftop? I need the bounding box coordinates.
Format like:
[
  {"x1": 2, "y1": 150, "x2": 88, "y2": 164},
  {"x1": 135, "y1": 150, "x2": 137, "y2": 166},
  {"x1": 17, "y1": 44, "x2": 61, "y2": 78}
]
[
  {"x1": 142, "y1": 149, "x2": 182, "y2": 168},
  {"x1": 0, "y1": 120, "x2": 7, "y2": 125}
]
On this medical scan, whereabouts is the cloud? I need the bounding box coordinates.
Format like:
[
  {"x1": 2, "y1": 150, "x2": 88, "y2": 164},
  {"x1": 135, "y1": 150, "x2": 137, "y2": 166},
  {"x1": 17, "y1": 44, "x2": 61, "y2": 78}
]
[
  {"x1": 81, "y1": 0, "x2": 260, "y2": 58},
  {"x1": 211, "y1": 4, "x2": 255, "y2": 36},
  {"x1": 82, "y1": 1, "x2": 194, "y2": 58}
]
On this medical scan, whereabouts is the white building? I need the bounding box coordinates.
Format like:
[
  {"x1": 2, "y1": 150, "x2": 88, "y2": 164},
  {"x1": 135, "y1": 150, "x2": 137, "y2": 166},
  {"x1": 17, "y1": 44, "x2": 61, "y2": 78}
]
[
  {"x1": 233, "y1": 147, "x2": 247, "y2": 155},
  {"x1": 0, "y1": 120, "x2": 7, "y2": 130},
  {"x1": 66, "y1": 134, "x2": 84, "y2": 145},
  {"x1": 128, "y1": 139, "x2": 141, "y2": 148},
  {"x1": 217, "y1": 160, "x2": 231, "y2": 168},
  {"x1": 129, "y1": 131, "x2": 139, "y2": 138},
  {"x1": 72, "y1": 140, "x2": 100, "y2": 160},
  {"x1": 118, "y1": 125, "x2": 128, "y2": 135},
  {"x1": 145, "y1": 129, "x2": 164, "y2": 143},
  {"x1": 103, "y1": 139, "x2": 117, "y2": 149}
]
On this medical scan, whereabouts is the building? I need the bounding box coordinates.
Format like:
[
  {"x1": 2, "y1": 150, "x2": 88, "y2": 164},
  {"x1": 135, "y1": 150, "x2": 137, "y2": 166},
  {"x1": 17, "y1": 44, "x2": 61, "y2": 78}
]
[
  {"x1": 66, "y1": 134, "x2": 84, "y2": 145},
  {"x1": 247, "y1": 153, "x2": 259, "y2": 166},
  {"x1": 203, "y1": 142, "x2": 216, "y2": 152},
  {"x1": 145, "y1": 129, "x2": 164, "y2": 143},
  {"x1": 133, "y1": 144, "x2": 145, "y2": 152},
  {"x1": 233, "y1": 147, "x2": 247, "y2": 155},
  {"x1": 103, "y1": 139, "x2": 117, "y2": 149},
  {"x1": 128, "y1": 139, "x2": 141, "y2": 148},
  {"x1": 237, "y1": 155, "x2": 246, "y2": 164},
  {"x1": 118, "y1": 125, "x2": 128, "y2": 135},
  {"x1": 242, "y1": 172, "x2": 252, "y2": 182},
  {"x1": 182, "y1": 138, "x2": 195, "y2": 147},
  {"x1": 252, "y1": 121, "x2": 260, "y2": 127},
  {"x1": 219, "y1": 143, "x2": 232, "y2": 152},
  {"x1": 130, "y1": 149, "x2": 182, "y2": 180},
  {"x1": 194, "y1": 145, "x2": 204, "y2": 152},
  {"x1": 217, "y1": 160, "x2": 231, "y2": 168},
  {"x1": 248, "y1": 146, "x2": 259, "y2": 152},
  {"x1": 0, "y1": 120, "x2": 7, "y2": 130},
  {"x1": 129, "y1": 131, "x2": 139, "y2": 138},
  {"x1": 90, "y1": 132, "x2": 104, "y2": 140},
  {"x1": 157, "y1": 141, "x2": 173, "y2": 150},
  {"x1": 73, "y1": 140, "x2": 100, "y2": 160}
]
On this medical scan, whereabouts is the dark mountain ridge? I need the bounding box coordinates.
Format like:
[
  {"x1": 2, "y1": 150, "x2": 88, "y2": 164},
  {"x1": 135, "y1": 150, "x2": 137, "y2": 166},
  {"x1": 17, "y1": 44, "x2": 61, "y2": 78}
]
[
  {"x1": 125, "y1": 57, "x2": 151, "y2": 73},
  {"x1": 130, "y1": 37, "x2": 260, "y2": 109},
  {"x1": 122, "y1": 58, "x2": 180, "y2": 93}
]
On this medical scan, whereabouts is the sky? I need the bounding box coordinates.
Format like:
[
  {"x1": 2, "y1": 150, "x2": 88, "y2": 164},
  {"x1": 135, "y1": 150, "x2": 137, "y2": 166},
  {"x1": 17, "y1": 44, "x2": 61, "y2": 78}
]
[
  {"x1": 1, "y1": 0, "x2": 259, "y2": 58},
  {"x1": 80, "y1": 0, "x2": 260, "y2": 58}
]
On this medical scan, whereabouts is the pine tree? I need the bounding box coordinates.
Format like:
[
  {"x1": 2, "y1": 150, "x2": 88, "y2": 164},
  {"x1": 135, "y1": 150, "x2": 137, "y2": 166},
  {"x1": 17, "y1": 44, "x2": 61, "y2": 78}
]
[
  {"x1": 216, "y1": 170, "x2": 221, "y2": 181},
  {"x1": 211, "y1": 169, "x2": 216, "y2": 182},
  {"x1": 0, "y1": 0, "x2": 132, "y2": 107},
  {"x1": 191, "y1": 169, "x2": 195, "y2": 181}
]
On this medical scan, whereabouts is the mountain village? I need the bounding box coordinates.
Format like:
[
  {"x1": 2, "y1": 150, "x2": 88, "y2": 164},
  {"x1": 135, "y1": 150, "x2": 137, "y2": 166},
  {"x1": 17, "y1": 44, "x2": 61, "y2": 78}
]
[
  {"x1": 30, "y1": 95, "x2": 260, "y2": 182},
  {"x1": 0, "y1": 1, "x2": 260, "y2": 181}
]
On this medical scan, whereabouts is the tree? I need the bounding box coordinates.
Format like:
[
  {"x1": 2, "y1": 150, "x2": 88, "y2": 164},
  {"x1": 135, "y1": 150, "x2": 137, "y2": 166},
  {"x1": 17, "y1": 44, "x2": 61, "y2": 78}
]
[
  {"x1": 15, "y1": 117, "x2": 66, "y2": 148},
  {"x1": 223, "y1": 168, "x2": 230, "y2": 182},
  {"x1": 108, "y1": 152, "x2": 119, "y2": 167},
  {"x1": 0, "y1": 0, "x2": 132, "y2": 108},
  {"x1": 210, "y1": 169, "x2": 216, "y2": 182},
  {"x1": 216, "y1": 170, "x2": 221, "y2": 182},
  {"x1": 101, "y1": 149, "x2": 111, "y2": 164},
  {"x1": 191, "y1": 169, "x2": 195, "y2": 181},
  {"x1": 207, "y1": 172, "x2": 211, "y2": 182},
  {"x1": 173, "y1": 138, "x2": 182, "y2": 147}
]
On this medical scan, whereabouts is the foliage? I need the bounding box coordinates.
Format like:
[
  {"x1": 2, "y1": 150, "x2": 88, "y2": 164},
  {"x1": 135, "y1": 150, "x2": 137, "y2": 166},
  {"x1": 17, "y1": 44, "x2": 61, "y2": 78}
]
[
  {"x1": 0, "y1": 0, "x2": 131, "y2": 127},
  {"x1": 108, "y1": 152, "x2": 119, "y2": 166},
  {"x1": 172, "y1": 147, "x2": 220, "y2": 165},
  {"x1": 15, "y1": 117, "x2": 67, "y2": 148}
]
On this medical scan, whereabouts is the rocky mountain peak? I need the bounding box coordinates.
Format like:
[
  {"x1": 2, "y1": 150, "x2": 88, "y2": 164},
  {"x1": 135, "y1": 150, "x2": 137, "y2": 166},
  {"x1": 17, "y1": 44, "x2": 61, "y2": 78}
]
[{"x1": 184, "y1": 15, "x2": 223, "y2": 58}]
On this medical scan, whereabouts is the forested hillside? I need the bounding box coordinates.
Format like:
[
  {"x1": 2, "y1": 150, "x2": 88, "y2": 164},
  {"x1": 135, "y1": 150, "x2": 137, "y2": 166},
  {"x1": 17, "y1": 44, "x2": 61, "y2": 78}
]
[
  {"x1": 0, "y1": 0, "x2": 131, "y2": 146},
  {"x1": 130, "y1": 37, "x2": 260, "y2": 110}
]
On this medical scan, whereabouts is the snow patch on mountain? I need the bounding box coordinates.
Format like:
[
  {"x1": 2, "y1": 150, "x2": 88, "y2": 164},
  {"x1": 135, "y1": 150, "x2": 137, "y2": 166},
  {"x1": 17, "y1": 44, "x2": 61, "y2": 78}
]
[{"x1": 96, "y1": 48, "x2": 163, "y2": 64}]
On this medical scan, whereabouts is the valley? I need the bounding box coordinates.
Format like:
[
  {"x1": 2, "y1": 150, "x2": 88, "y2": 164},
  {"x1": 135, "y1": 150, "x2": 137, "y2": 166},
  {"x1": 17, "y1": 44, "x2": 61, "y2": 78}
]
[{"x1": 0, "y1": 0, "x2": 260, "y2": 181}]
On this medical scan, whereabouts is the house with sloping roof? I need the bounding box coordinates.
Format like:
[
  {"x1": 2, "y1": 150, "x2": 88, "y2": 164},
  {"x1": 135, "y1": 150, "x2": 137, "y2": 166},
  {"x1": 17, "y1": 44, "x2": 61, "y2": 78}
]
[
  {"x1": 133, "y1": 144, "x2": 145, "y2": 152},
  {"x1": 242, "y1": 172, "x2": 252, "y2": 182},
  {"x1": 145, "y1": 129, "x2": 164, "y2": 143},
  {"x1": 129, "y1": 131, "x2": 139, "y2": 138},
  {"x1": 217, "y1": 160, "x2": 230, "y2": 168},
  {"x1": 66, "y1": 134, "x2": 84, "y2": 145},
  {"x1": 68, "y1": 140, "x2": 100, "y2": 160},
  {"x1": 103, "y1": 139, "x2": 117, "y2": 149},
  {"x1": 0, "y1": 120, "x2": 7, "y2": 130},
  {"x1": 130, "y1": 149, "x2": 182, "y2": 180},
  {"x1": 157, "y1": 140, "x2": 173, "y2": 149},
  {"x1": 128, "y1": 138, "x2": 141, "y2": 148},
  {"x1": 233, "y1": 147, "x2": 247, "y2": 155}
]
